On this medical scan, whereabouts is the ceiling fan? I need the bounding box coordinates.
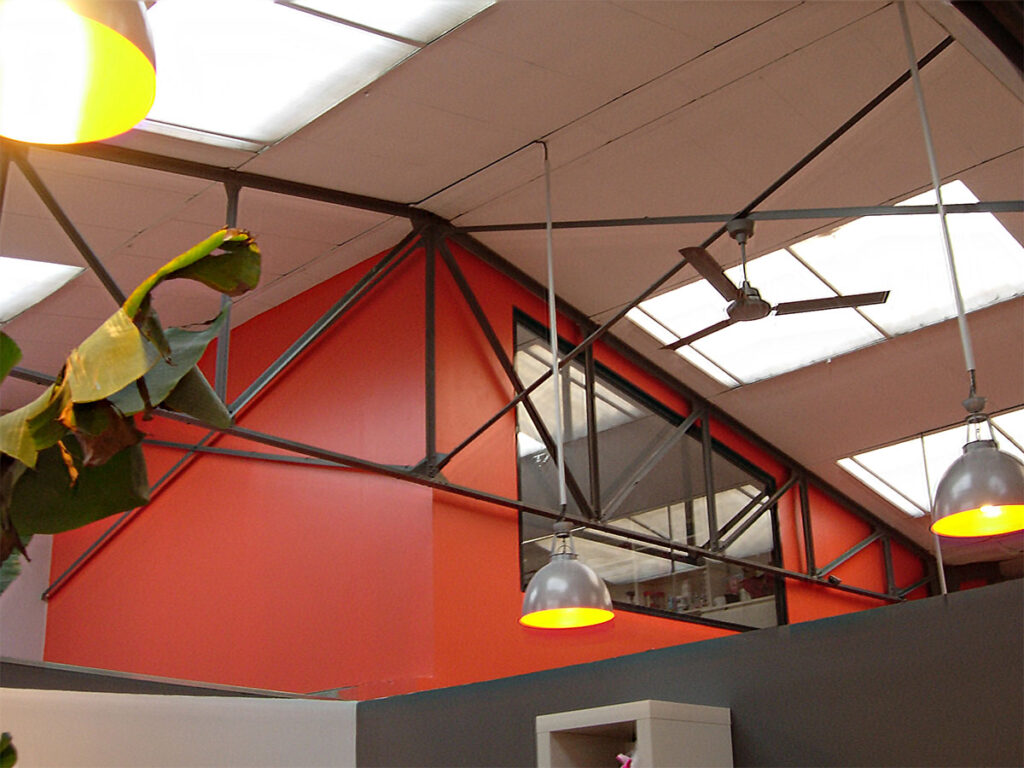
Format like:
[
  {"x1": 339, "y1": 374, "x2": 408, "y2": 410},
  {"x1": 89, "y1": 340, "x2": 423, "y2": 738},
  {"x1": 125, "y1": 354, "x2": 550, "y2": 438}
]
[{"x1": 662, "y1": 218, "x2": 890, "y2": 350}]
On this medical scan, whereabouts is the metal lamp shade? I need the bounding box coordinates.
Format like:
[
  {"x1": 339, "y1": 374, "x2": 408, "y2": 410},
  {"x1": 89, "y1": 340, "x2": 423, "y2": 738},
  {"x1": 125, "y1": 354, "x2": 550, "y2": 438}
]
[
  {"x1": 0, "y1": 0, "x2": 156, "y2": 144},
  {"x1": 931, "y1": 439, "x2": 1024, "y2": 537},
  {"x1": 520, "y1": 552, "x2": 614, "y2": 629}
]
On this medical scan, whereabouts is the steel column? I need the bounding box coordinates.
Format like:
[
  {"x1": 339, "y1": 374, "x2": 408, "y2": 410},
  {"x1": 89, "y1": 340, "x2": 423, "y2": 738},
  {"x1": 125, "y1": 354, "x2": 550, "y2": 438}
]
[
  {"x1": 798, "y1": 476, "x2": 817, "y2": 576},
  {"x1": 701, "y1": 414, "x2": 719, "y2": 549},
  {"x1": 882, "y1": 535, "x2": 896, "y2": 596},
  {"x1": 9, "y1": 148, "x2": 126, "y2": 305},
  {"x1": 215, "y1": 183, "x2": 240, "y2": 402},
  {"x1": 229, "y1": 228, "x2": 421, "y2": 414},
  {"x1": 424, "y1": 230, "x2": 438, "y2": 468}
]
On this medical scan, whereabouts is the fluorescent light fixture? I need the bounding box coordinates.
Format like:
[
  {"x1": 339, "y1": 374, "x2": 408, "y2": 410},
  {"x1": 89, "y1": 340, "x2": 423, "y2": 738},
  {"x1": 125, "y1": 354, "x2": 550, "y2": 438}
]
[
  {"x1": 631, "y1": 181, "x2": 1024, "y2": 387},
  {"x1": 839, "y1": 406, "x2": 1024, "y2": 518},
  {"x1": 517, "y1": 431, "x2": 546, "y2": 457},
  {"x1": 0, "y1": 256, "x2": 84, "y2": 322},
  {"x1": 140, "y1": 0, "x2": 492, "y2": 148},
  {"x1": 289, "y1": 0, "x2": 494, "y2": 44}
]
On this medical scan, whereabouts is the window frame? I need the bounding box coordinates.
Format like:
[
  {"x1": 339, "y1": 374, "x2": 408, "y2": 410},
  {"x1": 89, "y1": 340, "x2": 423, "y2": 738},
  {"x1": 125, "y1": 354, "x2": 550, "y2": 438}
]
[{"x1": 513, "y1": 311, "x2": 788, "y2": 631}]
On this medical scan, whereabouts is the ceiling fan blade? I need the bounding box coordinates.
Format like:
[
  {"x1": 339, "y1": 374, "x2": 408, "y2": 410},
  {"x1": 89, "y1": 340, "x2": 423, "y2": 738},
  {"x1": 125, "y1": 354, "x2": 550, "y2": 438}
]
[
  {"x1": 662, "y1": 318, "x2": 736, "y2": 350},
  {"x1": 773, "y1": 291, "x2": 890, "y2": 316},
  {"x1": 679, "y1": 246, "x2": 739, "y2": 302}
]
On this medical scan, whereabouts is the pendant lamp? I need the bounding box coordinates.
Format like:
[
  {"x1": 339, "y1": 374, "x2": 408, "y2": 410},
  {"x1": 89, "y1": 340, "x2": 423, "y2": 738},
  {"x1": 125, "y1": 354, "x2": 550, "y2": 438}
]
[
  {"x1": 520, "y1": 522, "x2": 614, "y2": 629},
  {"x1": 0, "y1": 0, "x2": 156, "y2": 144},
  {"x1": 931, "y1": 416, "x2": 1024, "y2": 538},
  {"x1": 519, "y1": 142, "x2": 614, "y2": 629},
  {"x1": 897, "y1": 3, "x2": 1024, "y2": 539}
]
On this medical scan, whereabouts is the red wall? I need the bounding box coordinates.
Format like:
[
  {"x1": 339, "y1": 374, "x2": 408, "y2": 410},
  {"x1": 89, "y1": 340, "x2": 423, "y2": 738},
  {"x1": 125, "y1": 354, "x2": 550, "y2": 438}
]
[{"x1": 44, "y1": 240, "x2": 929, "y2": 698}]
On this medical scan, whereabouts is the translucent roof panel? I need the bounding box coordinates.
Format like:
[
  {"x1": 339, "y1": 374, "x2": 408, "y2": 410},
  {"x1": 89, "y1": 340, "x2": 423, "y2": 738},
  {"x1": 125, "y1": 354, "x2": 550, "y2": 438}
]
[
  {"x1": 291, "y1": 0, "x2": 494, "y2": 44},
  {"x1": 0, "y1": 256, "x2": 84, "y2": 323},
  {"x1": 631, "y1": 180, "x2": 1023, "y2": 387},
  {"x1": 143, "y1": 0, "x2": 492, "y2": 147},
  {"x1": 791, "y1": 181, "x2": 1024, "y2": 336},
  {"x1": 839, "y1": 406, "x2": 1024, "y2": 519}
]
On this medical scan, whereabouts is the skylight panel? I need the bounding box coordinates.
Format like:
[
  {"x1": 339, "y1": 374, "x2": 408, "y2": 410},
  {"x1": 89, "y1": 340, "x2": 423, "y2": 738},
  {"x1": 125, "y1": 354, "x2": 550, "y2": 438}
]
[
  {"x1": 791, "y1": 181, "x2": 1024, "y2": 336},
  {"x1": 290, "y1": 0, "x2": 494, "y2": 44},
  {"x1": 0, "y1": 256, "x2": 83, "y2": 322},
  {"x1": 630, "y1": 179, "x2": 1022, "y2": 388},
  {"x1": 142, "y1": 0, "x2": 492, "y2": 147},
  {"x1": 839, "y1": 406, "x2": 1024, "y2": 518}
]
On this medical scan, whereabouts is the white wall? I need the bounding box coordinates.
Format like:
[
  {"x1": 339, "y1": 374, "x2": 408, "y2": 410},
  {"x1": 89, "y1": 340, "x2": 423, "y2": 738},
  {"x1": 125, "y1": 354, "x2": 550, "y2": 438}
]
[
  {"x1": 0, "y1": 688, "x2": 357, "y2": 767},
  {"x1": 0, "y1": 535, "x2": 51, "y2": 661}
]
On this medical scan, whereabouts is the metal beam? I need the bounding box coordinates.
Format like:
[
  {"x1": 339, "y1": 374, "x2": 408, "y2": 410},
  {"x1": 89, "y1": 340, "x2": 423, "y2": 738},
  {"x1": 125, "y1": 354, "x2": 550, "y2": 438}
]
[
  {"x1": 701, "y1": 413, "x2": 719, "y2": 549},
  {"x1": 601, "y1": 409, "x2": 702, "y2": 520},
  {"x1": 457, "y1": 200, "x2": 1024, "y2": 233},
  {"x1": 898, "y1": 573, "x2": 932, "y2": 598},
  {"x1": 26, "y1": 140, "x2": 416, "y2": 219},
  {"x1": 715, "y1": 487, "x2": 770, "y2": 543},
  {"x1": 151, "y1": 413, "x2": 900, "y2": 605},
  {"x1": 436, "y1": 37, "x2": 957, "y2": 491},
  {"x1": 435, "y1": 241, "x2": 595, "y2": 518},
  {"x1": 0, "y1": 146, "x2": 9, "y2": 224},
  {"x1": 43, "y1": 432, "x2": 216, "y2": 599},
  {"x1": 718, "y1": 474, "x2": 799, "y2": 551},
  {"x1": 229, "y1": 228, "x2": 421, "y2": 414},
  {"x1": 9, "y1": 148, "x2": 126, "y2": 305},
  {"x1": 143, "y1": 438, "x2": 348, "y2": 468},
  {"x1": 816, "y1": 529, "x2": 885, "y2": 577}
]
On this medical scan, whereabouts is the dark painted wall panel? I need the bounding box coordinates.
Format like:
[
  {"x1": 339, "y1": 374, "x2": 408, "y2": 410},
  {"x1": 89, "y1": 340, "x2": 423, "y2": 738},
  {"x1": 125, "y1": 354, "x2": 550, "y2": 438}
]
[{"x1": 358, "y1": 579, "x2": 1023, "y2": 767}]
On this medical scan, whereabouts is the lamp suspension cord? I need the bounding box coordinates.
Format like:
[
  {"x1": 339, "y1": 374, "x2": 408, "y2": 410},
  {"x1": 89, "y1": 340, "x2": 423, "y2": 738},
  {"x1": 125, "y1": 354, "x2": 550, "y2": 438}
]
[
  {"x1": 897, "y1": 2, "x2": 978, "y2": 399},
  {"x1": 920, "y1": 433, "x2": 949, "y2": 595},
  {"x1": 540, "y1": 141, "x2": 568, "y2": 514}
]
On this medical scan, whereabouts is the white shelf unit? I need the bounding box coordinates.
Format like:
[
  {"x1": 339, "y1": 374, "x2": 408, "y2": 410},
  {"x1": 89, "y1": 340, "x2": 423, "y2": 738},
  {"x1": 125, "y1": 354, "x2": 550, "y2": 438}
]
[{"x1": 535, "y1": 699, "x2": 732, "y2": 768}]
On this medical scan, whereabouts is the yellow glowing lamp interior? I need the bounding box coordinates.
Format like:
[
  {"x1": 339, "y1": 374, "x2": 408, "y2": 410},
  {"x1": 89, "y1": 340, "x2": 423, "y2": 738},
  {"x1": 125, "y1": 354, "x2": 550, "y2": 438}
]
[
  {"x1": 0, "y1": 0, "x2": 156, "y2": 144},
  {"x1": 931, "y1": 504, "x2": 1024, "y2": 537},
  {"x1": 519, "y1": 607, "x2": 614, "y2": 629}
]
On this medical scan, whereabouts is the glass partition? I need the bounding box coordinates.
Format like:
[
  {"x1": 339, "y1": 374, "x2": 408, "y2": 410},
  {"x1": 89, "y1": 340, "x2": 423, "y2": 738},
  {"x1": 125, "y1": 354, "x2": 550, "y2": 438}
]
[{"x1": 515, "y1": 316, "x2": 784, "y2": 629}]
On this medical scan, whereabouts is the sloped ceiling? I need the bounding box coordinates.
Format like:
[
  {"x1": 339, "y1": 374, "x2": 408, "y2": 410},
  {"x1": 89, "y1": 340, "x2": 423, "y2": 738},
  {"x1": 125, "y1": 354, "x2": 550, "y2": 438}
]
[{"x1": 1, "y1": 1, "x2": 1021, "y2": 566}]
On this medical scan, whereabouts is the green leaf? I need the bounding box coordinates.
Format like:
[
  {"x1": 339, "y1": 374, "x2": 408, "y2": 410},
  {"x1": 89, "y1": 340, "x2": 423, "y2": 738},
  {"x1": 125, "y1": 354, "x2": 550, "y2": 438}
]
[
  {"x1": 65, "y1": 309, "x2": 159, "y2": 404},
  {"x1": 108, "y1": 310, "x2": 228, "y2": 415},
  {"x1": 163, "y1": 367, "x2": 232, "y2": 429},
  {"x1": 0, "y1": 387, "x2": 59, "y2": 468},
  {"x1": 0, "y1": 534, "x2": 31, "y2": 596},
  {"x1": 122, "y1": 228, "x2": 259, "y2": 317},
  {"x1": 0, "y1": 731, "x2": 16, "y2": 768},
  {"x1": 9, "y1": 437, "x2": 148, "y2": 536},
  {"x1": 0, "y1": 332, "x2": 21, "y2": 383},
  {"x1": 169, "y1": 236, "x2": 261, "y2": 296}
]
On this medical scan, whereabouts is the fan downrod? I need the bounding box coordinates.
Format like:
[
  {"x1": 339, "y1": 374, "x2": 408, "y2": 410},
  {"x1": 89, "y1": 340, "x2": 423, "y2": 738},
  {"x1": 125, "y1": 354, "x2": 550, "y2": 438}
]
[{"x1": 725, "y1": 218, "x2": 771, "y2": 321}]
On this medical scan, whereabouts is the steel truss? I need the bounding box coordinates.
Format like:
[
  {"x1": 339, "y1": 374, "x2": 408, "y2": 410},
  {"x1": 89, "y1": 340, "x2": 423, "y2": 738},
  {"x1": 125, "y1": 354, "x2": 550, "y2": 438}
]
[{"x1": 0, "y1": 37, "x2": 961, "y2": 611}]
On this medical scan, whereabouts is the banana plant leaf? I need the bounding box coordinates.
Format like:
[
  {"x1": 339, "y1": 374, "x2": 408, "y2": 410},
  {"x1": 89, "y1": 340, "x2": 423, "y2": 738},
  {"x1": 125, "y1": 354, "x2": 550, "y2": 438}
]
[
  {"x1": 0, "y1": 388, "x2": 59, "y2": 468},
  {"x1": 9, "y1": 436, "x2": 148, "y2": 536},
  {"x1": 64, "y1": 308, "x2": 159, "y2": 404},
  {"x1": 0, "y1": 332, "x2": 20, "y2": 383},
  {"x1": 162, "y1": 367, "x2": 232, "y2": 429},
  {"x1": 123, "y1": 229, "x2": 260, "y2": 318},
  {"x1": 107, "y1": 310, "x2": 227, "y2": 416},
  {"x1": 0, "y1": 534, "x2": 31, "y2": 595},
  {"x1": 0, "y1": 731, "x2": 16, "y2": 768}
]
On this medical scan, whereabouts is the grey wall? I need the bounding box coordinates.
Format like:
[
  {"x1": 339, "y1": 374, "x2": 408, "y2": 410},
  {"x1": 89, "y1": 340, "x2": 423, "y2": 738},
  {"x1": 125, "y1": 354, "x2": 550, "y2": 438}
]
[{"x1": 357, "y1": 580, "x2": 1024, "y2": 767}]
